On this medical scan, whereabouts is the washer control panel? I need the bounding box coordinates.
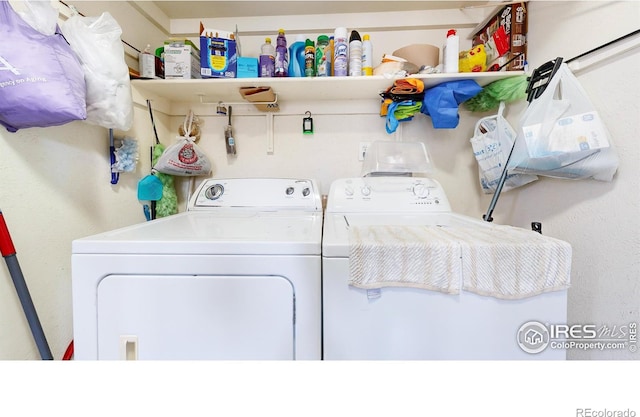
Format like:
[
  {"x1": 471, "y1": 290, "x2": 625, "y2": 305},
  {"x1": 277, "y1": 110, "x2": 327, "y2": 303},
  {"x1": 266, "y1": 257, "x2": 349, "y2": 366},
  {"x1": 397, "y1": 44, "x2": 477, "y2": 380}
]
[
  {"x1": 327, "y1": 177, "x2": 452, "y2": 213},
  {"x1": 188, "y1": 178, "x2": 320, "y2": 211}
]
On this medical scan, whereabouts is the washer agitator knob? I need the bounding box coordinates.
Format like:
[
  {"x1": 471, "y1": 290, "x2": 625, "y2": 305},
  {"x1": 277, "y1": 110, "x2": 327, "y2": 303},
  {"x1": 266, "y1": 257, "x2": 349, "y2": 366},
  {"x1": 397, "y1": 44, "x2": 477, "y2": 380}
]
[{"x1": 412, "y1": 184, "x2": 430, "y2": 199}]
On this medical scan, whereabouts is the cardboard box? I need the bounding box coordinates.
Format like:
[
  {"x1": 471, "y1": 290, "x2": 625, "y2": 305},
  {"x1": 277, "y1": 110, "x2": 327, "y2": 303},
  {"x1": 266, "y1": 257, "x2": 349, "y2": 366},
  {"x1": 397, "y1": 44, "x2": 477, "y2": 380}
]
[
  {"x1": 472, "y1": 2, "x2": 527, "y2": 71},
  {"x1": 237, "y1": 57, "x2": 258, "y2": 78},
  {"x1": 239, "y1": 87, "x2": 279, "y2": 112},
  {"x1": 199, "y1": 23, "x2": 237, "y2": 78},
  {"x1": 164, "y1": 41, "x2": 201, "y2": 79}
]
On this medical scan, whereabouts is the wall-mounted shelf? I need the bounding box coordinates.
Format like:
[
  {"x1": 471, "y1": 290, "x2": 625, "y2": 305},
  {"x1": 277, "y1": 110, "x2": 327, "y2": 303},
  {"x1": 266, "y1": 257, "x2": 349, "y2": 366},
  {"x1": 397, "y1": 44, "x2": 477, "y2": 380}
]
[{"x1": 131, "y1": 72, "x2": 524, "y2": 105}]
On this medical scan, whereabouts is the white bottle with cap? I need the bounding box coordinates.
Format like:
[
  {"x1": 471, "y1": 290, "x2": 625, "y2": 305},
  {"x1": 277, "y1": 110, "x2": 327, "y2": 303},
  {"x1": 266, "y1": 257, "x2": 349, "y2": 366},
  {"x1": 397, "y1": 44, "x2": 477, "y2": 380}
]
[
  {"x1": 333, "y1": 27, "x2": 349, "y2": 77},
  {"x1": 443, "y1": 29, "x2": 459, "y2": 73},
  {"x1": 361, "y1": 34, "x2": 373, "y2": 76}
]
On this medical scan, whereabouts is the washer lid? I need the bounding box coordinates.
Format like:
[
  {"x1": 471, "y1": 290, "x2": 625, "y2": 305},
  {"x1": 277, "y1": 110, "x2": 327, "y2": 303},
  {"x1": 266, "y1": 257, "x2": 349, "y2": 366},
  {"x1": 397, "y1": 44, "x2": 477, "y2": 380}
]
[{"x1": 73, "y1": 211, "x2": 323, "y2": 255}]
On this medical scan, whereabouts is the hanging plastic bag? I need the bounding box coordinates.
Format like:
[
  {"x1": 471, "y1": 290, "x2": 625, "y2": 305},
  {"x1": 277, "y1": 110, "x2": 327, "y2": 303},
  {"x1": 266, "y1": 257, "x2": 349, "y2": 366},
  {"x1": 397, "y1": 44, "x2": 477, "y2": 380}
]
[
  {"x1": 470, "y1": 102, "x2": 538, "y2": 194},
  {"x1": 154, "y1": 111, "x2": 212, "y2": 176},
  {"x1": 61, "y1": 11, "x2": 133, "y2": 131},
  {"x1": 508, "y1": 63, "x2": 619, "y2": 181},
  {"x1": 0, "y1": 0, "x2": 86, "y2": 132},
  {"x1": 16, "y1": 0, "x2": 57, "y2": 35}
]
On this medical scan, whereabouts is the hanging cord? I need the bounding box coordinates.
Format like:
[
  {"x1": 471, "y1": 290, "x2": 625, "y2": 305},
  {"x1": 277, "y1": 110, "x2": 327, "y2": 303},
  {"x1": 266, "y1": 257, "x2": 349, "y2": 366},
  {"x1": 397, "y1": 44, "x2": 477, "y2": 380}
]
[
  {"x1": 566, "y1": 29, "x2": 640, "y2": 64},
  {"x1": 58, "y1": 0, "x2": 140, "y2": 53}
]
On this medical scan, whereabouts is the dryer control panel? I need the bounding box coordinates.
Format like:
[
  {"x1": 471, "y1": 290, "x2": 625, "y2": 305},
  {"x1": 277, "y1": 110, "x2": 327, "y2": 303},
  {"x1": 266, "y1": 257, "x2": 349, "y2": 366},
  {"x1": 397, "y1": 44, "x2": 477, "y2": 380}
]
[
  {"x1": 326, "y1": 177, "x2": 452, "y2": 213},
  {"x1": 188, "y1": 178, "x2": 321, "y2": 211}
]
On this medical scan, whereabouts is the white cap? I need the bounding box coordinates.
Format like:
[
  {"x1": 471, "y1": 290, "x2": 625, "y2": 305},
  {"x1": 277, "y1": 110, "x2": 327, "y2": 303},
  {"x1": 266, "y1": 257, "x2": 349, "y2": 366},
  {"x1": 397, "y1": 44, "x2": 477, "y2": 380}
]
[{"x1": 334, "y1": 27, "x2": 347, "y2": 39}]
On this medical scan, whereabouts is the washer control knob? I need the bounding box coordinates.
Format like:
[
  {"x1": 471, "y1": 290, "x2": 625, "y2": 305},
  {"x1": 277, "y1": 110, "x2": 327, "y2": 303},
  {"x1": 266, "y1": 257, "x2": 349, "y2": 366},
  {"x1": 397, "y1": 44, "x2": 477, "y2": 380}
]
[
  {"x1": 302, "y1": 187, "x2": 311, "y2": 197},
  {"x1": 361, "y1": 186, "x2": 371, "y2": 197},
  {"x1": 205, "y1": 184, "x2": 224, "y2": 200},
  {"x1": 412, "y1": 184, "x2": 430, "y2": 199},
  {"x1": 286, "y1": 186, "x2": 295, "y2": 195},
  {"x1": 344, "y1": 186, "x2": 354, "y2": 197}
]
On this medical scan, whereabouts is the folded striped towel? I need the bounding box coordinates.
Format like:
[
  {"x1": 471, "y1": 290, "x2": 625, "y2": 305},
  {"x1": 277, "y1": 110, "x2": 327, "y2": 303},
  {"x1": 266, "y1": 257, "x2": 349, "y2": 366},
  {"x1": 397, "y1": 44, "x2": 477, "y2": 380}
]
[{"x1": 349, "y1": 225, "x2": 463, "y2": 294}]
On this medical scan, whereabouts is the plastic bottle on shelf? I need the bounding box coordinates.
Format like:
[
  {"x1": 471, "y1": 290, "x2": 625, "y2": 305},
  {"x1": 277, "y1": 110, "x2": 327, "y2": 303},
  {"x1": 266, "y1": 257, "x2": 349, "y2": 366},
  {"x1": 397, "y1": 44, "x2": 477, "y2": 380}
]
[
  {"x1": 443, "y1": 29, "x2": 459, "y2": 73},
  {"x1": 304, "y1": 39, "x2": 316, "y2": 77},
  {"x1": 327, "y1": 36, "x2": 334, "y2": 76},
  {"x1": 361, "y1": 34, "x2": 373, "y2": 76},
  {"x1": 315, "y1": 35, "x2": 329, "y2": 77},
  {"x1": 348, "y1": 30, "x2": 362, "y2": 77},
  {"x1": 274, "y1": 28, "x2": 289, "y2": 77},
  {"x1": 288, "y1": 35, "x2": 306, "y2": 77},
  {"x1": 333, "y1": 27, "x2": 349, "y2": 77},
  {"x1": 259, "y1": 37, "x2": 275, "y2": 77}
]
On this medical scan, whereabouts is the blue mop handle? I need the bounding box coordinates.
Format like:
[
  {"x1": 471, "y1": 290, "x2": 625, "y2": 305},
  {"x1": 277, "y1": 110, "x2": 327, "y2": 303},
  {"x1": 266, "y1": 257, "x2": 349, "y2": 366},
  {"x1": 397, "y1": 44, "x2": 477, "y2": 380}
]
[{"x1": 0, "y1": 210, "x2": 53, "y2": 360}]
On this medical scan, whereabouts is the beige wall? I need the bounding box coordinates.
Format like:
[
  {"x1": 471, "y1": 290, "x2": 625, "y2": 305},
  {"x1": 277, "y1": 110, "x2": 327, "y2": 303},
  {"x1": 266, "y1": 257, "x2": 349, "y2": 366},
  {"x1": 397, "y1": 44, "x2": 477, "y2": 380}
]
[{"x1": 0, "y1": 1, "x2": 638, "y2": 360}]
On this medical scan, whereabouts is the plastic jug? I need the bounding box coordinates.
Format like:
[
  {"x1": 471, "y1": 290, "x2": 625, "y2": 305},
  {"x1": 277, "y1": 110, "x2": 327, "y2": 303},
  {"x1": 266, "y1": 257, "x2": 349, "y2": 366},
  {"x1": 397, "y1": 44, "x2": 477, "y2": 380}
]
[{"x1": 288, "y1": 35, "x2": 306, "y2": 77}]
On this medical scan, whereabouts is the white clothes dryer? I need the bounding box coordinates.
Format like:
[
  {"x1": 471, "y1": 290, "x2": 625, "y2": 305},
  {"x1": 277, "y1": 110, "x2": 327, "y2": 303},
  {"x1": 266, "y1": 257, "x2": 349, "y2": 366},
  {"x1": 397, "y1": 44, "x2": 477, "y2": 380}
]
[
  {"x1": 72, "y1": 178, "x2": 322, "y2": 360},
  {"x1": 322, "y1": 177, "x2": 570, "y2": 360}
]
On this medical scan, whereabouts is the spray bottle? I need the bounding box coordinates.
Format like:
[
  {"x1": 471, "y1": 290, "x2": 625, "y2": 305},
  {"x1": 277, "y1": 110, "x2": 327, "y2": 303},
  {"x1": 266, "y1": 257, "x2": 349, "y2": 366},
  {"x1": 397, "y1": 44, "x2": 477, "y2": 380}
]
[{"x1": 333, "y1": 27, "x2": 348, "y2": 76}]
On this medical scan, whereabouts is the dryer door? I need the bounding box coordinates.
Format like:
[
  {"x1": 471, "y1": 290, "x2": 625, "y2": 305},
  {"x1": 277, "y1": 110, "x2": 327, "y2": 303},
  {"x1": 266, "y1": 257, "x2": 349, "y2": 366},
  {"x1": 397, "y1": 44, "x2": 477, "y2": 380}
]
[{"x1": 96, "y1": 275, "x2": 295, "y2": 360}]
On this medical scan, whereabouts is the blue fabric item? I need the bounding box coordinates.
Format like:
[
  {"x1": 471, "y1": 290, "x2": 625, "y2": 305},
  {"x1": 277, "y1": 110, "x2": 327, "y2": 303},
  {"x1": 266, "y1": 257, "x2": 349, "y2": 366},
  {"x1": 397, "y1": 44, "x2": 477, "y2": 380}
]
[
  {"x1": 420, "y1": 80, "x2": 482, "y2": 129},
  {"x1": 385, "y1": 100, "x2": 417, "y2": 134}
]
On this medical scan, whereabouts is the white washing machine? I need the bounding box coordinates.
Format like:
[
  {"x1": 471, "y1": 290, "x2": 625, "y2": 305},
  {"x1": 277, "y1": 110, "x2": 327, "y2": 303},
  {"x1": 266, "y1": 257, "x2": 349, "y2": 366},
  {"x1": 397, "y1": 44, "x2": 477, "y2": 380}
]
[
  {"x1": 322, "y1": 176, "x2": 570, "y2": 360},
  {"x1": 72, "y1": 178, "x2": 322, "y2": 360}
]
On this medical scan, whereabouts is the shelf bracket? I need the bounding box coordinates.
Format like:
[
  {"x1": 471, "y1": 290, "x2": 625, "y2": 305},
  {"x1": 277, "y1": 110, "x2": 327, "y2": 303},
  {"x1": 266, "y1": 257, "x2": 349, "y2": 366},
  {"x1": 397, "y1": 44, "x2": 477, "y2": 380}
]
[
  {"x1": 266, "y1": 113, "x2": 274, "y2": 154},
  {"x1": 197, "y1": 94, "x2": 278, "y2": 106}
]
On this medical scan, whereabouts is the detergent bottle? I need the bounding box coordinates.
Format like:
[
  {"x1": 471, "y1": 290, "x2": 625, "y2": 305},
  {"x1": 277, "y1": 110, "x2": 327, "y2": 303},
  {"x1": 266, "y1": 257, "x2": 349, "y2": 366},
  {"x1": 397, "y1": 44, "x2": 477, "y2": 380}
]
[
  {"x1": 443, "y1": 29, "x2": 459, "y2": 73},
  {"x1": 259, "y1": 37, "x2": 275, "y2": 77},
  {"x1": 288, "y1": 35, "x2": 306, "y2": 77},
  {"x1": 274, "y1": 29, "x2": 288, "y2": 77}
]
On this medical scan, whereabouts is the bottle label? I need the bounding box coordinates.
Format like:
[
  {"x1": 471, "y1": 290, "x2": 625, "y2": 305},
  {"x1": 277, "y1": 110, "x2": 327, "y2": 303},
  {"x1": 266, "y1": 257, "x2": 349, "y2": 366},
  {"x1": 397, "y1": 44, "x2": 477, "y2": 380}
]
[
  {"x1": 334, "y1": 43, "x2": 348, "y2": 76},
  {"x1": 315, "y1": 44, "x2": 327, "y2": 77}
]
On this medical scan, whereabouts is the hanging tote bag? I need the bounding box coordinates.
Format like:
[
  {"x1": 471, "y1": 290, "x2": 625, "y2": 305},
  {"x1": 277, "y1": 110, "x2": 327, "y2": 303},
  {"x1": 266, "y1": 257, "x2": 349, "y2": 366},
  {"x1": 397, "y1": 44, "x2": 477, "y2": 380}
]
[{"x1": 0, "y1": 0, "x2": 86, "y2": 132}]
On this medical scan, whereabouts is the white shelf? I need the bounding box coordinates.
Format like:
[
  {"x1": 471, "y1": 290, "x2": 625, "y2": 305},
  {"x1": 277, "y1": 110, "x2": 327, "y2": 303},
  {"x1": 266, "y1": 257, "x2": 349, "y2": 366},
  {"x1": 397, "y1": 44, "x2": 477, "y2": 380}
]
[{"x1": 131, "y1": 72, "x2": 525, "y2": 105}]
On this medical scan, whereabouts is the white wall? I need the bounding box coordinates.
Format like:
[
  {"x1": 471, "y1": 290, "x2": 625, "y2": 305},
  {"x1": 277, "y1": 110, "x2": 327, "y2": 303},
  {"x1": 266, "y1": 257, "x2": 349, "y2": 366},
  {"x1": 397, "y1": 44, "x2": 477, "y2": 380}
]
[
  {"x1": 1, "y1": 1, "x2": 638, "y2": 360},
  {"x1": 0, "y1": 0, "x2": 169, "y2": 359}
]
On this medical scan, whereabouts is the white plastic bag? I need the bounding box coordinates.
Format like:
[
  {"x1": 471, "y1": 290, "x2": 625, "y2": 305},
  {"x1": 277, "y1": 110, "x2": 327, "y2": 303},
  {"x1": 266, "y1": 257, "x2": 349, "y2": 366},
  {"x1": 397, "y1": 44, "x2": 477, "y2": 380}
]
[
  {"x1": 470, "y1": 102, "x2": 538, "y2": 194},
  {"x1": 61, "y1": 11, "x2": 133, "y2": 131},
  {"x1": 17, "y1": 0, "x2": 57, "y2": 35},
  {"x1": 508, "y1": 63, "x2": 619, "y2": 181},
  {"x1": 154, "y1": 112, "x2": 212, "y2": 176}
]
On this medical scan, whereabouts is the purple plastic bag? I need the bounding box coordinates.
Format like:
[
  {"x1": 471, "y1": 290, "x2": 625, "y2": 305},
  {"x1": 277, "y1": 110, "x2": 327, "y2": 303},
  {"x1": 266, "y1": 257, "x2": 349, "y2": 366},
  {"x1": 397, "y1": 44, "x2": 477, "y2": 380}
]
[{"x1": 0, "y1": 0, "x2": 86, "y2": 132}]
